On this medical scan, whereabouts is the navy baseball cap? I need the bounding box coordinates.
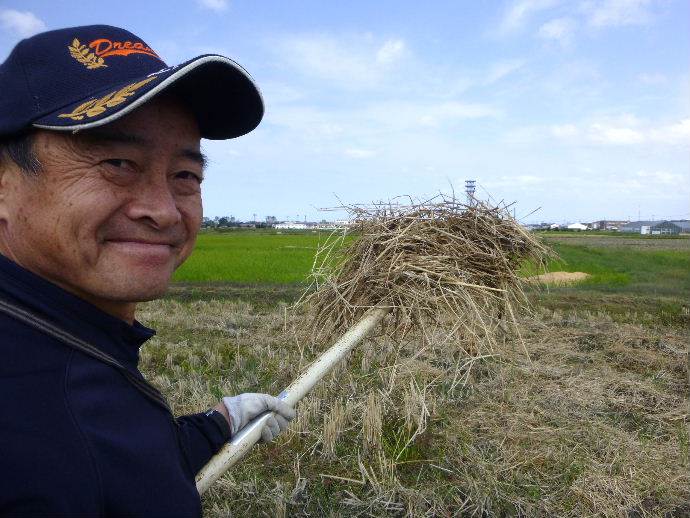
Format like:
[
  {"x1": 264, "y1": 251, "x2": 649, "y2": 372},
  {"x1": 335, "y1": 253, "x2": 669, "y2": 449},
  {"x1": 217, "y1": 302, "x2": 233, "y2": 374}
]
[{"x1": 0, "y1": 25, "x2": 264, "y2": 140}]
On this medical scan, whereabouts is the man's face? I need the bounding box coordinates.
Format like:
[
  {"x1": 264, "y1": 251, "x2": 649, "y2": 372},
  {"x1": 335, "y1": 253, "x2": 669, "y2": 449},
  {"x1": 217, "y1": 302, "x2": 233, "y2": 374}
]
[{"x1": 0, "y1": 97, "x2": 204, "y2": 320}]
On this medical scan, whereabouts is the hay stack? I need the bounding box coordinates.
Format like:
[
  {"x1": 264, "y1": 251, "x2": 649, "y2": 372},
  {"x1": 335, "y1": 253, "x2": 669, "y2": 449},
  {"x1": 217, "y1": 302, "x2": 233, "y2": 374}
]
[{"x1": 301, "y1": 195, "x2": 551, "y2": 352}]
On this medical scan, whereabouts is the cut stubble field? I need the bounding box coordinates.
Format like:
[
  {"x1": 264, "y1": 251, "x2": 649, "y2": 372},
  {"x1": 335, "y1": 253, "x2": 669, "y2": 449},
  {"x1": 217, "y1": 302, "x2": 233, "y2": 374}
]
[{"x1": 144, "y1": 231, "x2": 689, "y2": 516}]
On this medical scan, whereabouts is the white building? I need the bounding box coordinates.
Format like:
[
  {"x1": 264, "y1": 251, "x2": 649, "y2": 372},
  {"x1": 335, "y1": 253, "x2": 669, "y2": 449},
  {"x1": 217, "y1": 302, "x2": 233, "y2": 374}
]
[
  {"x1": 316, "y1": 220, "x2": 352, "y2": 230},
  {"x1": 274, "y1": 222, "x2": 308, "y2": 230},
  {"x1": 567, "y1": 223, "x2": 588, "y2": 231}
]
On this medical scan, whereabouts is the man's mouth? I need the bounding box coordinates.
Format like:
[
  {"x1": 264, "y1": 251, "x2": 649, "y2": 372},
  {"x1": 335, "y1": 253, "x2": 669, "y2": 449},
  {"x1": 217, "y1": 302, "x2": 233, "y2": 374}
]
[
  {"x1": 107, "y1": 239, "x2": 177, "y2": 247},
  {"x1": 104, "y1": 239, "x2": 180, "y2": 263}
]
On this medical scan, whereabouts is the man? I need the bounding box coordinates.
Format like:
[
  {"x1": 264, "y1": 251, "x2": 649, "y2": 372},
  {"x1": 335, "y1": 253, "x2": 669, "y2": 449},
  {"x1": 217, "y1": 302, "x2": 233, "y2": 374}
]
[{"x1": 0, "y1": 25, "x2": 295, "y2": 516}]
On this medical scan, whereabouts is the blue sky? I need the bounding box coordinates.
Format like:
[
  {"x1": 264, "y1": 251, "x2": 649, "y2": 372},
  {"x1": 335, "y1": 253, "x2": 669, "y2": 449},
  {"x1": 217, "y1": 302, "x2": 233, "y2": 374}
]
[{"x1": 1, "y1": 0, "x2": 688, "y2": 223}]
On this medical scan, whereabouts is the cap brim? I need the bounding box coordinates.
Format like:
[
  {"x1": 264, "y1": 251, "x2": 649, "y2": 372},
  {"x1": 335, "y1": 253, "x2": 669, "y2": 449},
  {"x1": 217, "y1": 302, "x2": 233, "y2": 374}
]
[{"x1": 33, "y1": 55, "x2": 264, "y2": 140}]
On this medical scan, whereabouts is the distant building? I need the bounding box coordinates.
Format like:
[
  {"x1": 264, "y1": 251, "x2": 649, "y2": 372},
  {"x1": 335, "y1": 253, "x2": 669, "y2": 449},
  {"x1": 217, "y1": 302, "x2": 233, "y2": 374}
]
[
  {"x1": 567, "y1": 223, "x2": 588, "y2": 231},
  {"x1": 670, "y1": 220, "x2": 690, "y2": 234},
  {"x1": 621, "y1": 220, "x2": 682, "y2": 235},
  {"x1": 275, "y1": 222, "x2": 308, "y2": 230},
  {"x1": 523, "y1": 223, "x2": 544, "y2": 231},
  {"x1": 649, "y1": 221, "x2": 681, "y2": 235},
  {"x1": 315, "y1": 220, "x2": 351, "y2": 230},
  {"x1": 590, "y1": 220, "x2": 628, "y2": 231},
  {"x1": 620, "y1": 221, "x2": 655, "y2": 233}
]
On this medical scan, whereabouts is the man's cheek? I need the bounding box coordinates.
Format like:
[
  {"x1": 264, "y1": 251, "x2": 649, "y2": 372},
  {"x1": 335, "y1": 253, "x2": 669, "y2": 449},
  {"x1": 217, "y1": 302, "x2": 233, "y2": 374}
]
[{"x1": 175, "y1": 240, "x2": 196, "y2": 270}]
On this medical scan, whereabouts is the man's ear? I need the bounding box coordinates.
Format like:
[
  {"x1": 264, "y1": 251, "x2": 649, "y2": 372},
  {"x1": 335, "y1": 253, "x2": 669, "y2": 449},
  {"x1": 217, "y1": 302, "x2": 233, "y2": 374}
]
[{"x1": 0, "y1": 159, "x2": 19, "y2": 221}]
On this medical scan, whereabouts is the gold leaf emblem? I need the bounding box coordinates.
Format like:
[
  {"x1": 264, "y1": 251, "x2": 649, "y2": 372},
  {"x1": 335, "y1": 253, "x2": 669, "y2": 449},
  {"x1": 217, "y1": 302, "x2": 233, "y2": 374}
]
[
  {"x1": 69, "y1": 38, "x2": 107, "y2": 69},
  {"x1": 57, "y1": 77, "x2": 158, "y2": 121}
]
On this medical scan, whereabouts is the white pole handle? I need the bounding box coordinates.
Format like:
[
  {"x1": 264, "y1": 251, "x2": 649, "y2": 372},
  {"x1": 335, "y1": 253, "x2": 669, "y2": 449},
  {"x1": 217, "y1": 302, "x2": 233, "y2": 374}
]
[{"x1": 195, "y1": 306, "x2": 391, "y2": 494}]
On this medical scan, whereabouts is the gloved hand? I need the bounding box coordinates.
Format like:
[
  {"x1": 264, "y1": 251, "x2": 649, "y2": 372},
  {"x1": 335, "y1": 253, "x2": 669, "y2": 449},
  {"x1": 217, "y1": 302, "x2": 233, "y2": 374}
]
[{"x1": 222, "y1": 393, "x2": 296, "y2": 443}]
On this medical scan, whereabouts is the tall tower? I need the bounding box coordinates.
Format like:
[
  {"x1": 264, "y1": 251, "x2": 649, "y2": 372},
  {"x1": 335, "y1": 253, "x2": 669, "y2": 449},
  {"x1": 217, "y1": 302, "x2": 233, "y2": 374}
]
[{"x1": 465, "y1": 179, "x2": 476, "y2": 206}]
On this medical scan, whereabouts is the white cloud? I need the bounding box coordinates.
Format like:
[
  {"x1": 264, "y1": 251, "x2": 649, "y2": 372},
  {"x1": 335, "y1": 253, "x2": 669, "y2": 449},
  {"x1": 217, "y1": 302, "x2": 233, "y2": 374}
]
[
  {"x1": 344, "y1": 148, "x2": 376, "y2": 159},
  {"x1": 514, "y1": 174, "x2": 545, "y2": 185},
  {"x1": 589, "y1": 123, "x2": 644, "y2": 144},
  {"x1": 636, "y1": 170, "x2": 685, "y2": 184},
  {"x1": 637, "y1": 72, "x2": 667, "y2": 85},
  {"x1": 440, "y1": 102, "x2": 498, "y2": 119},
  {"x1": 537, "y1": 59, "x2": 603, "y2": 99},
  {"x1": 586, "y1": 115, "x2": 689, "y2": 146},
  {"x1": 648, "y1": 118, "x2": 690, "y2": 145},
  {"x1": 0, "y1": 9, "x2": 46, "y2": 37},
  {"x1": 271, "y1": 34, "x2": 408, "y2": 90},
  {"x1": 484, "y1": 59, "x2": 525, "y2": 84},
  {"x1": 537, "y1": 17, "x2": 576, "y2": 46},
  {"x1": 483, "y1": 174, "x2": 546, "y2": 189},
  {"x1": 507, "y1": 116, "x2": 689, "y2": 147},
  {"x1": 376, "y1": 101, "x2": 499, "y2": 129},
  {"x1": 265, "y1": 99, "x2": 498, "y2": 149},
  {"x1": 503, "y1": 126, "x2": 543, "y2": 144},
  {"x1": 197, "y1": 0, "x2": 229, "y2": 11},
  {"x1": 550, "y1": 124, "x2": 579, "y2": 137},
  {"x1": 259, "y1": 82, "x2": 305, "y2": 104},
  {"x1": 376, "y1": 39, "x2": 405, "y2": 65},
  {"x1": 266, "y1": 105, "x2": 344, "y2": 138},
  {"x1": 498, "y1": 0, "x2": 560, "y2": 34},
  {"x1": 582, "y1": 0, "x2": 654, "y2": 27}
]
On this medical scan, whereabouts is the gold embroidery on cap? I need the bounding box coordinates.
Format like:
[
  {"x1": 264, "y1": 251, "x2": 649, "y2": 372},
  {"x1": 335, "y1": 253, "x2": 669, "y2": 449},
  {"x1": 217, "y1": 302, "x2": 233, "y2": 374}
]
[
  {"x1": 68, "y1": 39, "x2": 107, "y2": 69},
  {"x1": 57, "y1": 76, "x2": 157, "y2": 121}
]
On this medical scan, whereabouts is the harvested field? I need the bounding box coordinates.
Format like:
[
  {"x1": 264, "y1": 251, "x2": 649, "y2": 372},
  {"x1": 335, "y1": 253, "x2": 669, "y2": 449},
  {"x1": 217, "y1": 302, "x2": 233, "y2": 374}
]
[
  {"x1": 145, "y1": 230, "x2": 690, "y2": 516},
  {"x1": 138, "y1": 299, "x2": 690, "y2": 517}
]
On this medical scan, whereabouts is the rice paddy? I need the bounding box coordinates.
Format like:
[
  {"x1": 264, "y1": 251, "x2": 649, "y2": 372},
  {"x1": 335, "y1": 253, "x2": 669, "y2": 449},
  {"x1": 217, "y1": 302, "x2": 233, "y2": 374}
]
[{"x1": 173, "y1": 231, "x2": 326, "y2": 284}]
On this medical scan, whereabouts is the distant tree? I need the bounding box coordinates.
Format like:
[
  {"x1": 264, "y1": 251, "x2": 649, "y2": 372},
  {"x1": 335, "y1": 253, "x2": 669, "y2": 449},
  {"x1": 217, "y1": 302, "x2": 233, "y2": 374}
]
[{"x1": 201, "y1": 217, "x2": 215, "y2": 228}]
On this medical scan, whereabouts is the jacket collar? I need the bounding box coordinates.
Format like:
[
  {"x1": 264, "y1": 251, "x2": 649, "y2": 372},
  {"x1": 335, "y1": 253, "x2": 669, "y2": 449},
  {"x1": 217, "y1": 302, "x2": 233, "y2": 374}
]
[{"x1": 0, "y1": 253, "x2": 154, "y2": 369}]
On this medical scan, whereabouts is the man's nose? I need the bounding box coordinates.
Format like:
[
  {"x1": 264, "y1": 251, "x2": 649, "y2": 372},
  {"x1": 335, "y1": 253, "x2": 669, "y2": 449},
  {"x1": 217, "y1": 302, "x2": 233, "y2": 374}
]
[{"x1": 126, "y1": 175, "x2": 182, "y2": 229}]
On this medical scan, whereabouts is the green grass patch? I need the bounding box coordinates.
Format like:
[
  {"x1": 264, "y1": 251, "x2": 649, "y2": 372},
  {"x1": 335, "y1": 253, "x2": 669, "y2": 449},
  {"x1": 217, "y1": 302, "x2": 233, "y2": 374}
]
[
  {"x1": 525, "y1": 237, "x2": 690, "y2": 327},
  {"x1": 544, "y1": 242, "x2": 690, "y2": 298},
  {"x1": 174, "y1": 231, "x2": 328, "y2": 283}
]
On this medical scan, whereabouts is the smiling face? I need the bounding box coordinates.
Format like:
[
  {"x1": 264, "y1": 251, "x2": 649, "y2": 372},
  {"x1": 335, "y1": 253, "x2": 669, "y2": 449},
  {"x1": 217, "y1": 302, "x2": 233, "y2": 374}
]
[{"x1": 0, "y1": 96, "x2": 204, "y2": 322}]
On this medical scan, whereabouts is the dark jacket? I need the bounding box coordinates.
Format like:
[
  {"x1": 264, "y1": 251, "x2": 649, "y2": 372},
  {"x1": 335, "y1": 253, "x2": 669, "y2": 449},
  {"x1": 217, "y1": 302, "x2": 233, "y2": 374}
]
[{"x1": 0, "y1": 254, "x2": 230, "y2": 517}]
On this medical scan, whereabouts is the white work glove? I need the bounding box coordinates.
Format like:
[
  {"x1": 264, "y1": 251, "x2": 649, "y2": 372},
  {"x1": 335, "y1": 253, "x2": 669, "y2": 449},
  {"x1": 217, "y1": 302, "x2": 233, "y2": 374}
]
[{"x1": 222, "y1": 393, "x2": 296, "y2": 443}]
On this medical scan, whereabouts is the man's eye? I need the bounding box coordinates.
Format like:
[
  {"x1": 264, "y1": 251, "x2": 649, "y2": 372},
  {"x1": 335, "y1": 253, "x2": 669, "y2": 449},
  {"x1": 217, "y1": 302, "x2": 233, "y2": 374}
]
[
  {"x1": 176, "y1": 171, "x2": 203, "y2": 183},
  {"x1": 103, "y1": 159, "x2": 132, "y2": 169}
]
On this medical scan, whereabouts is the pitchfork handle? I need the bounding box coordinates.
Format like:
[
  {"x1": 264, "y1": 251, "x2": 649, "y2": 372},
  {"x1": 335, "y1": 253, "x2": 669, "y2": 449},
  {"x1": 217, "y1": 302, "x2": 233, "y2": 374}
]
[{"x1": 195, "y1": 306, "x2": 391, "y2": 494}]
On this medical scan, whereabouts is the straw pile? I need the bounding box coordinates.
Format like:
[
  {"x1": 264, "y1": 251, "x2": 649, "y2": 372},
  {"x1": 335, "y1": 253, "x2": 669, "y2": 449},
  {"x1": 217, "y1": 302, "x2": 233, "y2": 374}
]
[{"x1": 301, "y1": 195, "x2": 552, "y2": 351}]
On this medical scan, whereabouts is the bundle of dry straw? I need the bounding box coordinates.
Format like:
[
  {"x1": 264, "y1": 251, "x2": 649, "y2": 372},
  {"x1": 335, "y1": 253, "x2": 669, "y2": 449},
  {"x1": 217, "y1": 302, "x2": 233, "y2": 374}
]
[{"x1": 301, "y1": 195, "x2": 551, "y2": 353}]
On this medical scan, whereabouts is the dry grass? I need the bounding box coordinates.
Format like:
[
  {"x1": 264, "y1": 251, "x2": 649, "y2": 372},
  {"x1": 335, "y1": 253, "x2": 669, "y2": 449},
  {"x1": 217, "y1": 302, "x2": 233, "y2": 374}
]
[
  {"x1": 137, "y1": 298, "x2": 690, "y2": 517},
  {"x1": 302, "y1": 196, "x2": 551, "y2": 355}
]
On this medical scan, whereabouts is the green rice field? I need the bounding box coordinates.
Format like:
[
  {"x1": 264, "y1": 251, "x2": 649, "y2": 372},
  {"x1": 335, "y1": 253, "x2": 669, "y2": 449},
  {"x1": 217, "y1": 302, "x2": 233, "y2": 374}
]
[
  {"x1": 173, "y1": 231, "x2": 328, "y2": 284},
  {"x1": 176, "y1": 230, "x2": 690, "y2": 299},
  {"x1": 172, "y1": 230, "x2": 690, "y2": 327},
  {"x1": 530, "y1": 238, "x2": 690, "y2": 297}
]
